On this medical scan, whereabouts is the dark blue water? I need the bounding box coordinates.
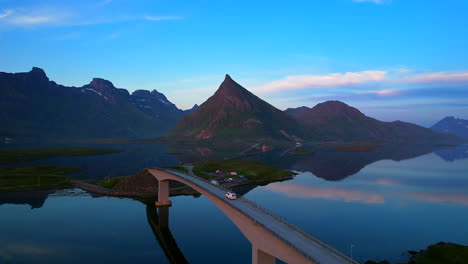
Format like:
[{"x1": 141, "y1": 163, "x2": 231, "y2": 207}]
[
  {"x1": 1, "y1": 144, "x2": 468, "y2": 263},
  {"x1": 0, "y1": 142, "x2": 178, "y2": 179}
]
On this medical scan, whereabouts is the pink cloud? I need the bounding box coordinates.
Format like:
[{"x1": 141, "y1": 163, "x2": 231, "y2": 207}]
[
  {"x1": 374, "y1": 178, "x2": 399, "y2": 185},
  {"x1": 255, "y1": 71, "x2": 387, "y2": 94},
  {"x1": 404, "y1": 72, "x2": 468, "y2": 84},
  {"x1": 265, "y1": 183, "x2": 384, "y2": 204}
]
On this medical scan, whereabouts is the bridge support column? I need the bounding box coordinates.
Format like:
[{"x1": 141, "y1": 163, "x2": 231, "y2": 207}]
[
  {"x1": 252, "y1": 245, "x2": 276, "y2": 264},
  {"x1": 156, "y1": 180, "x2": 172, "y2": 207}
]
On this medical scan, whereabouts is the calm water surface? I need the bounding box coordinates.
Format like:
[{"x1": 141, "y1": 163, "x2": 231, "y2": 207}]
[{"x1": 1, "y1": 143, "x2": 467, "y2": 263}]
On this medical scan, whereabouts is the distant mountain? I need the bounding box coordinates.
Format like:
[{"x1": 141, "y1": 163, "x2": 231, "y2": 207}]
[
  {"x1": 431, "y1": 116, "x2": 468, "y2": 140},
  {"x1": 168, "y1": 74, "x2": 301, "y2": 141},
  {"x1": 285, "y1": 101, "x2": 459, "y2": 143},
  {"x1": 0, "y1": 67, "x2": 187, "y2": 139}
]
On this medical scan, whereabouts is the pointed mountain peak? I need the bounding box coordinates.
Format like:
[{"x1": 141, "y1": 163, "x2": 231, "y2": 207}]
[
  {"x1": 214, "y1": 74, "x2": 251, "y2": 99},
  {"x1": 220, "y1": 74, "x2": 238, "y2": 87}
]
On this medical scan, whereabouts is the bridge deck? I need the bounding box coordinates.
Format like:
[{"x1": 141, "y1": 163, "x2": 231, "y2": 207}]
[{"x1": 164, "y1": 169, "x2": 358, "y2": 264}]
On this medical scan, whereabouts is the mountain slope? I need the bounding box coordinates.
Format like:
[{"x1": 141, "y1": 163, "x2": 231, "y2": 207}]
[
  {"x1": 286, "y1": 101, "x2": 459, "y2": 143},
  {"x1": 0, "y1": 67, "x2": 186, "y2": 139},
  {"x1": 168, "y1": 74, "x2": 301, "y2": 141},
  {"x1": 431, "y1": 116, "x2": 468, "y2": 140}
]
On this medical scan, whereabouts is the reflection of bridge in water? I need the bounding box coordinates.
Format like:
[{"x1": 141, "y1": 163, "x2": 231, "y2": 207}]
[
  {"x1": 148, "y1": 168, "x2": 358, "y2": 264},
  {"x1": 146, "y1": 205, "x2": 189, "y2": 264}
]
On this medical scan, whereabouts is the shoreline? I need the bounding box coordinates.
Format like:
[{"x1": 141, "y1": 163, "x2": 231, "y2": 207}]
[{"x1": 70, "y1": 173, "x2": 294, "y2": 201}]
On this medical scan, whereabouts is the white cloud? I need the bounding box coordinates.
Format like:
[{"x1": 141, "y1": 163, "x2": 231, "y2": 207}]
[
  {"x1": 254, "y1": 70, "x2": 387, "y2": 94},
  {"x1": 404, "y1": 72, "x2": 468, "y2": 84},
  {"x1": 8, "y1": 15, "x2": 56, "y2": 25},
  {"x1": 0, "y1": 9, "x2": 13, "y2": 19},
  {"x1": 373, "y1": 89, "x2": 399, "y2": 96},
  {"x1": 0, "y1": 6, "x2": 182, "y2": 27}
]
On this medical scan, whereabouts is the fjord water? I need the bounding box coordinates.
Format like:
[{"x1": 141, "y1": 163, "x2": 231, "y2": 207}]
[{"x1": 1, "y1": 144, "x2": 468, "y2": 263}]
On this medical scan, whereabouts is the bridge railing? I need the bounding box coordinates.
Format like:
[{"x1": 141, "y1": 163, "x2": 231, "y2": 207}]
[
  {"x1": 163, "y1": 169, "x2": 358, "y2": 264},
  {"x1": 238, "y1": 196, "x2": 358, "y2": 264}
]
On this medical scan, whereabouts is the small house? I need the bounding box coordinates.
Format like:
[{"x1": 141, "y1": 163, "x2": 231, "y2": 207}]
[{"x1": 229, "y1": 172, "x2": 238, "y2": 176}]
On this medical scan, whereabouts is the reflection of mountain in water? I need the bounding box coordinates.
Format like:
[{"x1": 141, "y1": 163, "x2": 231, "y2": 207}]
[
  {"x1": 435, "y1": 144, "x2": 468, "y2": 162},
  {"x1": 0, "y1": 188, "x2": 96, "y2": 209},
  {"x1": 171, "y1": 143, "x2": 450, "y2": 181},
  {"x1": 0, "y1": 189, "x2": 56, "y2": 208},
  {"x1": 242, "y1": 144, "x2": 450, "y2": 181}
]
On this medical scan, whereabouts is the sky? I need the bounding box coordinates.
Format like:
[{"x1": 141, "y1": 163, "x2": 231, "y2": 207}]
[{"x1": 1, "y1": 0, "x2": 467, "y2": 127}]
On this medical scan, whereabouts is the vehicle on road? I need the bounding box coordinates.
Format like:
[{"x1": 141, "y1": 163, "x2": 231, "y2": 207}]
[
  {"x1": 225, "y1": 192, "x2": 237, "y2": 200},
  {"x1": 210, "y1": 180, "x2": 219, "y2": 185}
]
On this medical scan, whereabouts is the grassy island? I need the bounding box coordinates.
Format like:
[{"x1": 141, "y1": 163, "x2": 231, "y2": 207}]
[
  {"x1": 0, "y1": 165, "x2": 79, "y2": 191},
  {"x1": 194, "y1": 160, "x2": 294, "y2": 181},
  {"x1": 406, "y1": 242, "x2": 468, "y2": 264},
  {"x1": 0, "y1": 147, "x2": 121, "y2": 165},
  {"x1": 365, "y1": 242, "x2": 468, "y2": 264}
]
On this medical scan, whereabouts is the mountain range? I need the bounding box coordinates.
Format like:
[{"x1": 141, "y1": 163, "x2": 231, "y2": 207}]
[
  {"x1": 0, "y1": 68, "x2": 461, "y2": 143},
  {"x1": 431, "y1": 116, "x2": 468, "y2": 140},
  {"x1": 0, "y1": 67, "x2": 196, "y2": 139},
  {"x1": 285, "y1": 101, "x2": 456, "y2": 143},
  {"x1": 169, "y1": 75, "x2": 459, "y2": 143}
]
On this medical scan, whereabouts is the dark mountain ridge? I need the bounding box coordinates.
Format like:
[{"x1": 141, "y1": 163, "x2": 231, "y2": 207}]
[
  {"x1": 285, "y1": 101, "x2": 459, "y2": 143},
  {"x1": 0, "y1": 67, "x2": 188, "y2": 139},
  {"x1": 169, "y1": 74, "x2": 301, "y2": 141}
]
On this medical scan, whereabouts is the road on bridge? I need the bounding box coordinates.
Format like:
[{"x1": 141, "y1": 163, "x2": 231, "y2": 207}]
[{"x1": 164, "y1": 169, "x2": 358, "y2": 264}]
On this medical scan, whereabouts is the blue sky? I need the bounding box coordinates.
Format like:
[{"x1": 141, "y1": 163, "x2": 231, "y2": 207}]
[{"x1": 1, "y1": 0, "x2": 467, "y2": 126}]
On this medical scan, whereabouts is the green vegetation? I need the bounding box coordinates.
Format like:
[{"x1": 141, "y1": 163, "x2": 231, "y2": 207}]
[
  {"x1": 290, "y1": 149, "x2": 314, "y2": 155},
  {"x1": 405, "y1": 242, "x2": 468, "y2": 264},
  {"x1": 192, "y1": 168, "x2": 213, "y2": 180},
  {"x1": 97, "y1": 176, "x2": 126, "y2": 188},
  {"x1": 0, "y1": 165, "x2": 79, "y2": 191},
  {"x1": 329, "y1": 144, "x2": 377, "y2": 152},
  {"x1": 366, "y1": 242, "x2": 468, "y2": 264},
  {"x1": 0, "y1": 147, "x2": 121, "y2": 165},
  {"x1": 165, "y1": 165, "x2": 189, "y2": 174},
  {"x1": 194, "y1": 160, "x2": 294, "y2": 181}
]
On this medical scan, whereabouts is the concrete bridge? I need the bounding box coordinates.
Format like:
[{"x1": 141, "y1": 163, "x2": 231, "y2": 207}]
[{"x1": 148, "y1": 168, "x2": 359, "y2": 264}]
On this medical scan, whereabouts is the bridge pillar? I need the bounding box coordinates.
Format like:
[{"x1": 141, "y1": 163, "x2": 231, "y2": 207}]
[
  {"x1": 252, "y1": 245, "x2": 276, "y2": 264},
  {"x1": 155, "y1": 180, "x2": 172, "y2": 207}
]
